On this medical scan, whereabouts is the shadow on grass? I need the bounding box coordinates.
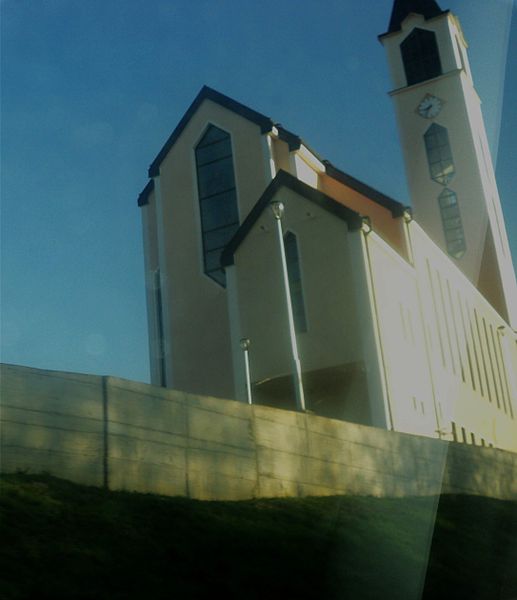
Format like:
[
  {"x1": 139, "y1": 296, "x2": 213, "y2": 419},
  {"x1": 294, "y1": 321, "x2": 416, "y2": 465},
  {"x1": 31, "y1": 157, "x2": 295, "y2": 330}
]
[{"x1": 1, "y1": 473, "x2": 516, "y2": 599}]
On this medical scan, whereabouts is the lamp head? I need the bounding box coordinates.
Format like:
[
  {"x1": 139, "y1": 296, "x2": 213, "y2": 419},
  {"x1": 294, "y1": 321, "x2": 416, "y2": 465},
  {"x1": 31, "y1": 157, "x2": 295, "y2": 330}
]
[
  {"x1": 239, "y1": 338, "x2": 251, "y2": 351},
  {"x1": 270, "y1": 201, "x2": 285, "y2": 220}
]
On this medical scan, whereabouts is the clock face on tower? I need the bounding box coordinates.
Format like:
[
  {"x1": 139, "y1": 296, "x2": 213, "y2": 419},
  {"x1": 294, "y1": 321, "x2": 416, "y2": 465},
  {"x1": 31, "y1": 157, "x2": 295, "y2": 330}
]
[{"x1": 417, "y1": 94, "x2": 444, "y2": 119}]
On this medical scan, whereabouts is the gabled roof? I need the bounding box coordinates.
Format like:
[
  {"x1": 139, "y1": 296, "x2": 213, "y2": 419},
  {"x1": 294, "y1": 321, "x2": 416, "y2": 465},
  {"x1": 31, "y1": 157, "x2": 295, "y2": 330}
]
[
  {"x1": 380, "y1": 0, "x2": 449, "y2": 37},
  {"x1": 221, "y1": 170, "x2": 363, "y2": 267},
  {"x1": 138, "y1": 86, "x2": 406, "y2": 215},
  {"x1": 148, "y1": 86, "x2": 275, "y2": 177}
]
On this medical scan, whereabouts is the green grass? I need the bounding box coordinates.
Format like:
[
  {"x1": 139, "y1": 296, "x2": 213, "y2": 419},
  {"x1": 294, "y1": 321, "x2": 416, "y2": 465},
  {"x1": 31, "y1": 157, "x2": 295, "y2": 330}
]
[{"x1": 1, "y1": 473, "x2": 516, "y2": 599}]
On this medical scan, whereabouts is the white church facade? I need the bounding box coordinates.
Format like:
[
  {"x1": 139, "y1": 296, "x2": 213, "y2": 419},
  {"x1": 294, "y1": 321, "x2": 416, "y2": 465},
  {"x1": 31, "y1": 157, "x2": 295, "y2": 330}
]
[{"x1": 137, "y1": 0, "x2": 517, "y2": 453}]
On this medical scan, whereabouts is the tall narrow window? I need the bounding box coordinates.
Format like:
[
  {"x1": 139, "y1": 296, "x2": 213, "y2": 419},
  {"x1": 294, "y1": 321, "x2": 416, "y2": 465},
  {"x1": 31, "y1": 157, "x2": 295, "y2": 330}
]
[
  {"x1": 195, "y1": 125, "x2": 239, "y2": 286},
  {"x1": 424, "y1": 123, "x2": 455, "y2": 185},
  {"x1": 284, "y1": 232, "x2": 307, "y2": 333},
  {"x1": 401, "y1": 28, "x2": 442, "y2": 86},
  {"x1": 438, "y1": 189, "x2": 466, "y2": 258}
]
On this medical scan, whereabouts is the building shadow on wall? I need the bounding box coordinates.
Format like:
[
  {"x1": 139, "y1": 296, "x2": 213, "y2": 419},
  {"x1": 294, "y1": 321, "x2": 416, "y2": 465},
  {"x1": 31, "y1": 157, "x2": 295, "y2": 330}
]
[{"x1": 252, "y1": 362, "x2": 369, "y2": 424}]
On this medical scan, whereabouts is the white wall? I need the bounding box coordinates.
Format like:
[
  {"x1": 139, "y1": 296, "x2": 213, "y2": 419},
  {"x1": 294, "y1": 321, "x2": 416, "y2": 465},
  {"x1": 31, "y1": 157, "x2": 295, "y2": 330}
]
[
  {"x1": 231, "y1": 187, "x2": 369, "y2": 420},
  {"x1": 404, "y1": 221, "x2": 517, "y2": 451},
  {"x1": 364, "y1": 231, "x2": 438, "y2": 438}
]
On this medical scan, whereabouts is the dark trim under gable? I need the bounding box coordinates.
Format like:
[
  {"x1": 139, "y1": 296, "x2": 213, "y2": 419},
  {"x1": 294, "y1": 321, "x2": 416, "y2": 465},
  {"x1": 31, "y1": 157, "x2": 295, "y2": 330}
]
[
  {"x1": 276, "y1": 126, "x2": 326, "y2": 164},
  {"x1": 138, "y1": 179, "x2": 155, "y2": 207},
  {"x1": 379, "y1": 0, "x2": 448, "y2": 38},
  {"x1": 221, "y1": 170, "x2": 363, "y2": 267},
  {"x1": 276, "y1": 126, "x2": 301, "y2": 151},
  {"x1": 324, "y1": 161, "x2": 407, "y2": 217},
  {"x1": 148, "y1": 86, "x2": 275, "y2": 177}
]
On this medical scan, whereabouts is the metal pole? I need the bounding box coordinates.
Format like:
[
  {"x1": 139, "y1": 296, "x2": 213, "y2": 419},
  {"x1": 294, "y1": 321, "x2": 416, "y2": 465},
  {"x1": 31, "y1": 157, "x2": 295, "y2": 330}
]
[
  {"x1": 270, "y1": 201, "x2": 306, "y2": 412},
  {"x1": 240, "y1": 338, "x2": 253, "y2": 405}
]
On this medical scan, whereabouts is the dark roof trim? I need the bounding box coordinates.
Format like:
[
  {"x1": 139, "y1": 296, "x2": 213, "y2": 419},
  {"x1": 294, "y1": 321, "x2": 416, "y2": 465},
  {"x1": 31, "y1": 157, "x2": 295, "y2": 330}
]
[
  {"x1": 148, "y1": 86, "x2": 275, "y2": 177},
  {"x1": 137, "y1": 179, "x2": 155, "y2": 207},
  {"x1": 276, "y1": 126, "x2": 301, "y2": 151},
  {"x1": 275, "y1": 125, "x2": 327, "y2": 164},
  {"x1": 221, "y1": 170, "x2": 363, "y2": 267},
  {"x1": 324, "y1": 161, "x2": 407, "y2": 217},
  {"x1": 379, "y1": 0, "x2": 448, "y2": 38}
]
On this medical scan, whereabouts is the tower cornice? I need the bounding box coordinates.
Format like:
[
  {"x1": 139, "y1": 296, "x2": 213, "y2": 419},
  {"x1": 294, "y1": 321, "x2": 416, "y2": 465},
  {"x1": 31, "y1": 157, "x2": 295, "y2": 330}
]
[{"x1": 387, "y1": 68, "x2": 480, "y2": 103}]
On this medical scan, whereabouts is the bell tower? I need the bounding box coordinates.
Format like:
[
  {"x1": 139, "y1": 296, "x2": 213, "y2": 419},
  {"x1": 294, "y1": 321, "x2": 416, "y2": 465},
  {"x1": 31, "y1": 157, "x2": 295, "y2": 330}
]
[{"x1": 379, "y1": 0, "x2": 517, "y2": 327}]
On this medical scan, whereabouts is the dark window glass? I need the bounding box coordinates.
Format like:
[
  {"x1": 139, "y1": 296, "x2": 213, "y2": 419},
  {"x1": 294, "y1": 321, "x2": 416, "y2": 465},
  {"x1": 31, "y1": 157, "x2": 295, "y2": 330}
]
[
  {"x1": 203, "y1": 224, "x2": 239, "y2": 253},
  {"x1": 284, "y1": 232, "x2": 307, "y2": 333},
  {"x1": 195, "y1": 125, "x2": 239, "y2": 286},
  {"x1": 196, "y1": 138, "x2": 232, "y2": 167},
  {"x1": 200, "y1": 190, "x2": 239, "y2": 230},
  {"x1": 197, "y1": 156, "x2": 236, "y2": 198},
  {"x1": 401, "y1": 28, "x2": 442, "y2": 86},
  {"x1": 424, "y1": 124, "x2": 455, "y2": 185},
  {"x1": 438, "y1": 189, "x2": 466, "y2": 259}
]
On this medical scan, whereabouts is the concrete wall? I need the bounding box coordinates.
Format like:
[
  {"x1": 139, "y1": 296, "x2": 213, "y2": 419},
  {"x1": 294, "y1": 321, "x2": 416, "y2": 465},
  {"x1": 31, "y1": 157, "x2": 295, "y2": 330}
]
[{"x1": 1, "y1": 363, "x2": 516, "y2": 501}]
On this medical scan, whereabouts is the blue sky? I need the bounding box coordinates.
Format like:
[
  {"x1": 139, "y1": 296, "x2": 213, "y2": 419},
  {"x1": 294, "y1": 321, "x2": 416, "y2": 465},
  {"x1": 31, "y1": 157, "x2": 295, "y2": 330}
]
[{"x1": 1, "y1": 0, "x2": 515, "y2": 384}]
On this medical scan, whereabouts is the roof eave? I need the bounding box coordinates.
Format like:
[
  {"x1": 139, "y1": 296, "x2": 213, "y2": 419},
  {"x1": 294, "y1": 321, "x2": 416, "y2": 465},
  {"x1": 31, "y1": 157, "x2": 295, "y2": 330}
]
[{"x1": 137, "y1": 179, "x2": 155, "y2": 207}]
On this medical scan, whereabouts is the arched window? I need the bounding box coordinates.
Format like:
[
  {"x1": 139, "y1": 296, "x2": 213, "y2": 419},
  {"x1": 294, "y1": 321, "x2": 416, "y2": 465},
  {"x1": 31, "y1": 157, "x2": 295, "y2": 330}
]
[
  {"x1": 401, "y1": 28, "x2": 442, "y2": 86},
  {"x1": 195, "y1": 124, "x2": 239, "y2": 287},
  {"x1": 424, "y1": 123, "x2": 455, "y2": 185},
  {"x1": 438, "y1": 188, "x2": 466, "y2": 258},
  {"x1": 284, "y1": 231, "x2": 307, "y2": 333}
]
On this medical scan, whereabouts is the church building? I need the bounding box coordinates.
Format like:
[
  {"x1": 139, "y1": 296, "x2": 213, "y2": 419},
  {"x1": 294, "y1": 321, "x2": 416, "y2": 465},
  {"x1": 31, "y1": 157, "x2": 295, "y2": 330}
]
[{"x1": 137, "y1": 0, "x2": 517, "y2": 453}]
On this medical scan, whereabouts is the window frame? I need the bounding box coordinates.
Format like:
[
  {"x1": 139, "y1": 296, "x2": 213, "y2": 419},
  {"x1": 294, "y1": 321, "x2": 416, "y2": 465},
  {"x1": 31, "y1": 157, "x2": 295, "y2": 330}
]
[
  {"x1": 193, "y1": 123, "x2": 241, "y2": 288},
  {"x1": 424, "y1": 123, "x2": 456, "y2": 186},
  {"x1": 438, "y1": 188, "x2": 466, "y2": 259}
]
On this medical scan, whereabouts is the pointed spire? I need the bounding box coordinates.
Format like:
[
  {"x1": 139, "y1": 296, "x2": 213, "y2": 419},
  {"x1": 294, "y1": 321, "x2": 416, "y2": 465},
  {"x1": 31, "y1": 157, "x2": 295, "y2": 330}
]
[{"x1": 386, "y1": 0, "x2": 448, "y2": 34}]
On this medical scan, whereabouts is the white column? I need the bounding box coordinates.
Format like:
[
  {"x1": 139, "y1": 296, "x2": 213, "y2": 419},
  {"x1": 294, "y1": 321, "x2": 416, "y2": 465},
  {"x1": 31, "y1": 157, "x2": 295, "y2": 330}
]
[{"x1": 270, "y1": 201, "x2": 306, "y2": 412}]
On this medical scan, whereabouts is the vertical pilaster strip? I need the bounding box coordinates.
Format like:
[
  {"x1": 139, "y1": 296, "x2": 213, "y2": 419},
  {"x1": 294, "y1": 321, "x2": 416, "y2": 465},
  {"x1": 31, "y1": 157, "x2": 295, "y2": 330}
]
[{"x1": 102, "y1": 376, "x2": 109, "y2": 490}]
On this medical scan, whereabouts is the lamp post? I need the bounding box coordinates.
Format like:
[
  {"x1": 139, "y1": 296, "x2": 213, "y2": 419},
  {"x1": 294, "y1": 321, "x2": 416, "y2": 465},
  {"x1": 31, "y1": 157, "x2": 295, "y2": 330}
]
[
  {"x1": 270, "y1": 201, "x2": 306, "y2": 412},
  {"x1": 240, "y1": 337, "x2": 253, "y2": 405}
]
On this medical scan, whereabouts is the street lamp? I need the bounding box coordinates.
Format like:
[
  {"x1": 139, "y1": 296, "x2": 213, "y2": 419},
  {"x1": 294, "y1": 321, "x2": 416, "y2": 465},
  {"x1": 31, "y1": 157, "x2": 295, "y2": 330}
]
[
  {"x1": 270, "y1": 201, "x2": 306, "y2": 412},
  {"x1": 240, "y1": 337, "x2": 253, "y2": 405}
]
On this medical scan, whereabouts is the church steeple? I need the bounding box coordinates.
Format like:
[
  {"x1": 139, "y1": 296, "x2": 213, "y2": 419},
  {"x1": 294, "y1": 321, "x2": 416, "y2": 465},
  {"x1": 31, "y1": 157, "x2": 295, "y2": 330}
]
[
  {"x1": 385, "y1": 0, "x2": 448, "y2": 34},
  {"x1": 379, "y1": 2, "x2": 517, "y2": 326}
]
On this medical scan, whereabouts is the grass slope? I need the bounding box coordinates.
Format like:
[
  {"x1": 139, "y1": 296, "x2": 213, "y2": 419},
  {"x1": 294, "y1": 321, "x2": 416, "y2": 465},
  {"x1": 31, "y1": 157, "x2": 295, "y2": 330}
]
[{"x1": 1, "y1": 474, "x2": 516, "y2": 599}]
